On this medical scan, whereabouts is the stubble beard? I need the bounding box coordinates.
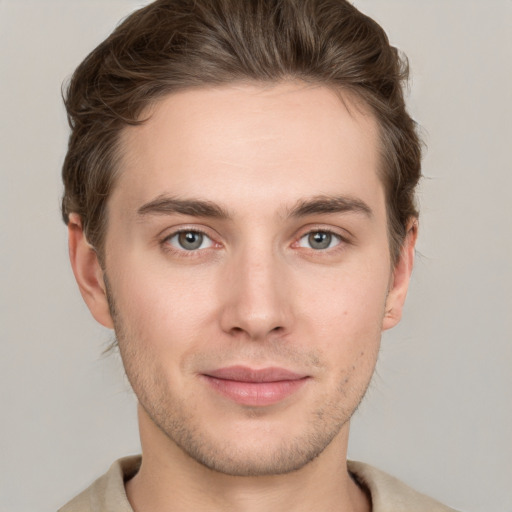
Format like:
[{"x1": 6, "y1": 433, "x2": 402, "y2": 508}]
[
  {"x1": 126, "y1": 355, "x2": 365, "y2": 477},
  {"x1": 105, "y1": 281, "x2": 376, "y2": 477}
]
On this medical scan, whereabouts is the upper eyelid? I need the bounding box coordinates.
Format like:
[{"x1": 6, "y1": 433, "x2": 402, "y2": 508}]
[
  {"x1": 294, "y1": 224, "x2": 352, "y2": 241},
  {"x1": 160, "y1": 225, "x2": 218, "y2": 242},
  {"x1": 165, "y1": 229, "x2": 212, "y2": 240},
  {"x1": 299, "y1": 229, "x2": 343, "y2": 240}
]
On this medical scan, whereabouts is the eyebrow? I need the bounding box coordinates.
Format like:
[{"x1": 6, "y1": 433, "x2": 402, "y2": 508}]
[
  {"x1": 288, "y1": 195, "x2": 373, "y2": 218},
  {"x1": 137, "y1": 195, "x2": 230, "y2": 219},
  {"x1": 136, "y1": 193, "x2": 372, "y2": 220}
]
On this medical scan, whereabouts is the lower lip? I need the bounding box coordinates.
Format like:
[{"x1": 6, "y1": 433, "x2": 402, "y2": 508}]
[{"x1": 202, "y1": 376, "x2": 309, "y2": 406}]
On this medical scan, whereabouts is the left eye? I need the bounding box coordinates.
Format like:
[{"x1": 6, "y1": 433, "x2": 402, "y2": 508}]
[
  {"x1": 298, "y1": 231, "x2": 341, "y2": 250},
  {"x1": 166, "y1": 231, "x2": 214, "y2": 251}
]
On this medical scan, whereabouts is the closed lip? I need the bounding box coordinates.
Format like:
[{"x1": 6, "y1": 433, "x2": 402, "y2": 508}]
[
  {"x1": 201, "y1": 365, "x2": 310, "y2": 406},
  {"x1": 203, "y1": 365, "x2": 308, "y2": 382}
]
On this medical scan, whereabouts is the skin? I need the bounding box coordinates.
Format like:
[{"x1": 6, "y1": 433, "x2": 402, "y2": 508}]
[{"x1": 68, "y1": 82, "x2": 417, "y2": 512}]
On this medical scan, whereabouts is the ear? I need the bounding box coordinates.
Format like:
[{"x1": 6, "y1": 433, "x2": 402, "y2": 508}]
[
  {"x1": 382, "y1": 219, "x2": 418, "y2": 331},
  {"x1": 68, "y1": 213, "x2": 114, "y2": 329}
]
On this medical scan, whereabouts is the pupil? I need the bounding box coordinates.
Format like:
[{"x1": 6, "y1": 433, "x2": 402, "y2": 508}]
[
  {"x1": 179, "y1": 231, "x2": 202, "y2": 250},
  {"x1": 309, "y1": 231, "x2": 331, "y2": 249}
]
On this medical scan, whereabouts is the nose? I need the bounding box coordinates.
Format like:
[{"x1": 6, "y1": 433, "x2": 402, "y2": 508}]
[{"x1": 219, "y1": 247, "x2": 293, "y2": 341}]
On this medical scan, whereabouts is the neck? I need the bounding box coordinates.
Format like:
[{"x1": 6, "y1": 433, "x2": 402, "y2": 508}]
[{"x1": 126, "y1": 405, "x2": 370, "y2": 512}]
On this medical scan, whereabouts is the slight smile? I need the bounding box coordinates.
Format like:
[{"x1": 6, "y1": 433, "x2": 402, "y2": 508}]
[{"x1": 201, "y1": 366, "x2": 310, "y2": 406}]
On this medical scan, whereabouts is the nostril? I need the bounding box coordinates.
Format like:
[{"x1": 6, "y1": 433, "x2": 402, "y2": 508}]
[{"x1": 227, "y1": 324, "x2": 285, "y2": 339}]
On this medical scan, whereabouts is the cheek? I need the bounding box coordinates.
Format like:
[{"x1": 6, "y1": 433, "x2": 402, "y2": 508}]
[
  {"x1": 300, "y1": 264, "x2": 389, "y2": 333},
  {"x1": 296, "y1": 263, "x2": 389, "y2": 368},
  {"x1": 108, "y1": 259, "x2": 218, "y2": 353}
]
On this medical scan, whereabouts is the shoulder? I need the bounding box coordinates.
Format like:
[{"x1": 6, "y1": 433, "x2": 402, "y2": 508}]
[
  {"x1": 59, "y1": 456, "x2": 459, "y2": 512},
  {"x1": 348, "y1": 460, "x2": 460, "y2": 512},
  {"x1": 58, "y1": 456, "x2": 141, "y2": 512}
]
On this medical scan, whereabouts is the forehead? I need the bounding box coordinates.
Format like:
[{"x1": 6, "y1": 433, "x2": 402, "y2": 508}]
[{"x1": 113, "y1": 82, "x2": 383, "y2": 218}]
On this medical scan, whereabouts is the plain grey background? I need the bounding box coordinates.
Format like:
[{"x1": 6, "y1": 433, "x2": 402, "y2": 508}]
[{"x1": 0, "y1": 1, "x2": 510, "y2": 511}]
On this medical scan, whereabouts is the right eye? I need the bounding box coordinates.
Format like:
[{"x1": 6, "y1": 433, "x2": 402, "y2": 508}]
[{"x1": 165, "y1": 230, "x2": 214, "y2": 251}]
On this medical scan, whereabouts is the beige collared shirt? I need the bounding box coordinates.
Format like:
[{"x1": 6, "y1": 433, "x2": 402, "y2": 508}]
[{"x1": 59, "y1": 456, "x2": 459, "y2": 512}]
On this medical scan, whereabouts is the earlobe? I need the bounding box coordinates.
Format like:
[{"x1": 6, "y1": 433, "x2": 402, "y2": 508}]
[
  {"x1": 68, "y1": 213, "x2": 114, "y2": 329},
  {"x1": 382, "y1": 219, "x2": 418, "y2": 331}
]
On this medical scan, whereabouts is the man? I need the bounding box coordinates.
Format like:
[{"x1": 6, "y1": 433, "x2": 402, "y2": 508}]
[{"x1": 59, "y1": 0, "x2": 458, "y2": 510}]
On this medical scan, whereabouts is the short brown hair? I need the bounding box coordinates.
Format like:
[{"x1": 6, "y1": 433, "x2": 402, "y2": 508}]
[{"x1": 62, "y1": 0, "x2": 421, "y2": 263}]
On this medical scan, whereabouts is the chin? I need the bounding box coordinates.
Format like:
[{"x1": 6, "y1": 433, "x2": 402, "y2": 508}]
[
  {"x1": 148, "y1": 404, "x2": 350, "y2": 477},
  {"x1": 176, "y1": 434, "x2": 333, "y2": 477}
]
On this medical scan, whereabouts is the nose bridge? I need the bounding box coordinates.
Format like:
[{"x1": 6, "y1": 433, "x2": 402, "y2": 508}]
[{"x1": 220, "y1": 239, "x2": 291, "y2": 340}]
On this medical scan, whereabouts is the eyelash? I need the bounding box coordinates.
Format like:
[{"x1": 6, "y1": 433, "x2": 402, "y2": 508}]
[
  {"x1": 161, "y1": 228, "x2": 218, "y2": 257},
  {"x1": 160, "y1": 226, "x2": 349, "y2": 257},
  {"x1": 293, "y1": 227, "x2": 349, "y2": 254}
]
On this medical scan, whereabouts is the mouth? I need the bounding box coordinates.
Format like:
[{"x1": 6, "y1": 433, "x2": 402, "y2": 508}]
[{"x1": 201, "y1": 366, "x2": 310, "y2": 406}]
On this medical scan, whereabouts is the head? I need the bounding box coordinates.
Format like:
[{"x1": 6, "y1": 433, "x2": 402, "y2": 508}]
[
  {"x1": 64, "y1": 0, "x2": 421, "y2": 478},
  {"x1": 62, "y1": 0, "x2": 421, "y2": 266}
]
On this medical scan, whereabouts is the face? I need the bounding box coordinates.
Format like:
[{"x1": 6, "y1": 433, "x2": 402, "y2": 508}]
[{"x1": 71, "y1": 82, "x2": 415, "y2": 477}]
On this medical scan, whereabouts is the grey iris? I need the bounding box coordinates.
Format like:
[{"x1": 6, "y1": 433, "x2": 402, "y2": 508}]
[
  {"x1": 179, "y1": 231, "x2": 203, "y2": 250},
  {"x1": 308, "y1": 232, "x2": 332, "y2": 250}
]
